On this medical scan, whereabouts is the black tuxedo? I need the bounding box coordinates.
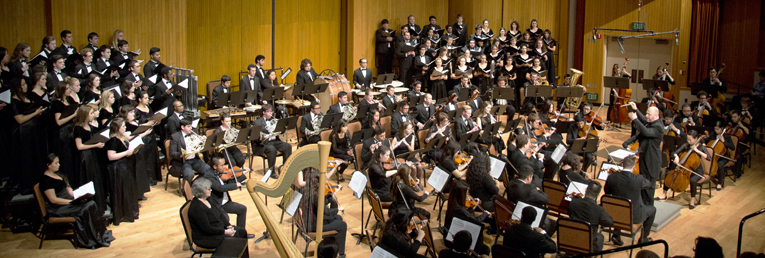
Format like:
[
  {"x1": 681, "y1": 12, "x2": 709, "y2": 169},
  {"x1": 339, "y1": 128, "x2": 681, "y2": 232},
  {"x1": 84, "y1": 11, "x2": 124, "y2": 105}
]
[
  {"x1": 406, "y1": 24, "x2": 422, "y2": 37},
  {"x1": 85, "y1": 43, "x2": 98, "y2": 52},
  {"x1": 375, "y1": 28, "x2": 395, "y2": 74},
  {"x1": 110, "y1": 51, "x2": 132, "y2": 78},
  {"x1": 454, "y1": 116, "x2": 475, "y2": 142},
  {"x1": 211, "y1": 84, "x2": 229, "y2": 109},
  {"x1": 396, "y1": 40, "x2": 416, "y2": 83},
  {"x1": 250, "y1": 116, "x2": 292, "y2": 170},
  {"x1": 151, "y1": 78, "x2": 177, "y2": 112},
  {"x1": 381, "y1": 94, "x2": 398, "y2": 109},
  {"x1": 414, "y1": 103, "x2": 435, "y2": 125},
  {"x1": 689, "y1": 101, "x2": 719, "y2": 119},
  {"x1": 239, "y1": 75, "x2": 261, "y2": 104},
  {"x1": 568, "y1": 197, "x2": 614, "y2": 252},
  {"x1": 73, "y1": 63, "x2": 95, "y2": 79},
  {"x1": 452, "y1": 22, "x2": 467, "y2": 45},
  {"x1": 604, "y1": 170, "x2": 656, "y2": 242},
  {"x1": 467, "y1": 96, "x2": 483, "y2": 117},
  {"x1": 353, "y1": 68, "x2": 373, "y2": 91},
  {"x1": 296, "y1": 68, "x2": 319, "y2": 86},
  {"x1": 327, "y1": 102, "x2": 351, "y2": 117},
  {"x1": 300, "y1": 112, "x2": 323, "y2": 145},
  {"x1": 203, "y1": 172, "x2": 248, "y2": 228},
  {"x1": 166, "y1": 112, "x2": 184, "y2": 139},
  {"x1": 361, "y1": 137, "x2": 390, "y2": 169},
  {"x1": 509, "y1": 149, "x2": 544, "y2": 180},
  {"x1": 631, "y1": 110, "x2": 664, "y2": 206},
  {"x1": 507, "y1": 179, "x2": 548, "y2": 207},
  {"x1": 503, "y1": 222, "x2": 557, "y2": 257},
  {"x1": 143, "y1": 60, "x2": 162, "y2": 78},
  {"x1": 422, "y1": 24, "x2": 442, "y2": 36},
  {"x1": 53, "y1": 44, "x2": 76, "y2": 58},
  {"x1": 47, "y1": 70, "x2": 67, "y2": 91},
  {"x1": 169, "y1": 131, "x2": 213, "y2": 182},
  {"x1": 94, "y1": 58, "x2": 113, "y2": 72},
  {"x1": 390, "y1": 111, "x2": 414, "y2": 136},
  {"x1": 125, "y1": 72, "x2": 144, "y2": 86}
]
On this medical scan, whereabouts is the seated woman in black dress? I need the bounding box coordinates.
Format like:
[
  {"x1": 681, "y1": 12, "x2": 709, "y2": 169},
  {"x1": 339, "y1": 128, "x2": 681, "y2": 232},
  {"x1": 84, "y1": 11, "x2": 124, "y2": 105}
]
[
  {"x1": 381, "y1": 206, "x2": 428, "y2": 258},
  {"x1": 391, "y1": 122, "x2": 424, "y2": 187},
  {"x1": 329, "y1": 120, "x2": 353, "y2": 182},
  {"x1": 388, "y1": 165, "x2": 430, "y2": 219},
  {"x1": 300, "y1": 168, "x2": 347, "y2": 258},
  {"x1": 361, "y1": 108, "x2": 383, "y2": 131},
  {"x1": 558, "y1": 151, "x2": 590, "y2": 187},
  {"x1": 367, "y1": 146, "x2": 396, "y2": 202},
  {"x1": 187, "y1": 178, "x2": 249, "y2": 255},
  {"x1": 473, "y1": 101, "x2": 506, "y2": 153},
  {"x1": 444, "y1": 180, "x2": 491, "y2": 256},
  {"x1": 437, "y1": 141, "x2": 469, "y2": 194},
  {"x1": 39, "y1": 153, "x2": 115, "y2": 248},
  {"x1": 465, "y1": 152, "x2": 500, "y2": 213}
]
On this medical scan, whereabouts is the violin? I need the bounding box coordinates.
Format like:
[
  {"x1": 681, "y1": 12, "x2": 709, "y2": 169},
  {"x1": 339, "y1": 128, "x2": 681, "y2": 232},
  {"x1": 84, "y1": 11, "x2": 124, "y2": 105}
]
[
  {"x1": 407, "y1": 216, "x2": 425, "y2": 233},
  {"x1": 578, "y1": 124, "x2": 599, "y2": 139},
  {"x1": 526, "y1": 138, "x2": 545, "y2": 158},
  {"x1": 219, "y1": 166, "x2": 246, "y2": 181},
  {"x1": 585, "y1": 111, "x2": 604, "y2": 127},
  {"x1": 548, "y1": 112, "x2": 570, "y2": 121},
  {"x1": 383, "y1": 157, "x2": 407, "y2": 170},
  {"x1": 465, "y1": 194, "x2": 487, "y2": 212},
  {"x1": 324, "y1": 182, "x2": 341, "y2": 195},
  {"x1": 454, "y1": 152, "x2": 470, "y2": 164}
]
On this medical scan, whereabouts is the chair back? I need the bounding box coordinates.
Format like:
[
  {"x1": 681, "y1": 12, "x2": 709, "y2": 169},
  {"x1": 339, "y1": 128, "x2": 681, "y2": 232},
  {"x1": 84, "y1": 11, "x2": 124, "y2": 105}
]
[
  {"x1": 183, "y1": 180, "x2": 193, "y2": 202},
  {"x1": 491, "y1": 244, "x2": 526, "y2": 258},
  {"x1": 381, "y1": 116, "x2": 392, "y2": 138},
  {"x1": 296, "y1": 116, "x2": 304, "y2": 142},
  {"x1": 180, "y1": 200, "x2": 214, "y2": 253},
  {"x1": 556, "y1": 217, "x2": 593, "y2": 255},
  {"x1": 542, "y1": 179, "x2": 569, "y2": 215},
  {"x1": 320, "y1": 129, "x2": 332, "y2": 142},
  {"x1": 493, "y1": 196, "x2": 516, "y2": 232},
  {"x1": 702, "y1": 146, "x2": 713, "y2": 177},
  {"x1": 33, "y1": 183, "x2": 48, "y2": 220},
  {"x1": 347, "y1": 121, "x2": 362, "y2": 137},
  {"x1": 365, "y1": 187, "x2": 386, "y2": 223},
  {"x1": 730, "y1": 135, "x2": 738, "y2": 160},
  {"x1": 600, "y1": 195, "x2": 634, "y2": 232},
  {"x1": 417, "y1": 129, "x2": 428, "y2": 153},
  {"x1": 206, "y1": 80, "x2": 221, "y2": 108},
  {"x1": 355, "y1": 143, "x2": 364, "y2": 170},
  {"x1": 165, "y1": 140, "x2": 172, "y2": 167},
  {"x1": 422, "y1": 222, "x2": 438, "y2": 258}
]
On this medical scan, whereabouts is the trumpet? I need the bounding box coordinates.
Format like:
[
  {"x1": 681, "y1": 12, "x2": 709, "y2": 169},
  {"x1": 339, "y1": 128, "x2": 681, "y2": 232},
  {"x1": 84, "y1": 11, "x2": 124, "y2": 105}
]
[{"x1": 182, "y1": 131, "x2": 206, "y2": 159}]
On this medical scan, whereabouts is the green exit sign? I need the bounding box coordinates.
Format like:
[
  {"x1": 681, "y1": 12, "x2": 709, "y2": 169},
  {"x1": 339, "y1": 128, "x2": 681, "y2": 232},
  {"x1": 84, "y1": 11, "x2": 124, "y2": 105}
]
[
  {"x1": 586, "y1": 93, "x2": 598, "y2": 101},
  {"x1": 631, "y1": 22, "x2": 646, "y2": 30}
]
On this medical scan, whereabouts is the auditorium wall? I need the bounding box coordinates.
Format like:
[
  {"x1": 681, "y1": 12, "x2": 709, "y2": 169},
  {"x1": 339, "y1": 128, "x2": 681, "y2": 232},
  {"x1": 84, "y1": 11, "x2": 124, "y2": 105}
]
[{"x1": 0, "y1": 0, "x2": 48, "y2": 57}]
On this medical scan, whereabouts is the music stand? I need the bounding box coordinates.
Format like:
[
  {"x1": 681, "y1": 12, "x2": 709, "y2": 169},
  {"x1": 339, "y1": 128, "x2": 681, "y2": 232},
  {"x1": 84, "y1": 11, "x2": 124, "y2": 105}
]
[
  {"x1": 634, "y1": 103, "x2": 648, "y2": 114},
  {"x1": 555, "y1": 121, "x2": 575, "y2": 135},
  {"x1": 525, "y1": 86, "x2": 553, "y2": 99},
  {"x1": 490, "y1": 105, "x2": 507, "y2": 118},
  {"x1": 202, "y1": 131, "x2": 226, "y2": 152},
  {"x1": 236, "y1": 126, "x2": 257, "y2": 143},
  {"x1": 504, "y1": 118, "x2": 522, "y2": 133},
  {"x1": 555, "y1": 86, "x2": 585, "y2": 104},
  {"x1": 228, "y1": 91, "x2": 245, "y2": 106},
  {"x1": 320, "y1": 113, "x2": 342, "y2": 129},
  {"x1": 243, "y1": 90, "x2": 258, "y2": 104},
  {"x1": 292, "y1": 84, "x2": 307, "y2": 99},
  {"x1": 375, "y1": 74, "x2": 387, "y2": 85},
  {"x1": 384, "y1": 102, "x2": 399, "y2": 116},
  {"x1": 408, "y1": 95, "x2": 422, "y2": 108},
  {"x1": 424, "y1": 136, "x2": 446, "y2": 152},
  {"x1": 396, "y1": 149, "x2": 423, "y2": 161},
  {"x1": 569, "y1": 139, "x2": 599, "y2": 155},
  {"x1": 383, "y1": 73, "x2": 394, "y2": 84},
  {"x1": 269, "y1": 118, "x2": 290, "y2": 135},
  {"x1": 283, "y1": 116, "x2": 299, "y2": 131},
  {"x1": 494, "y1": 88, "x2": 515, "y2": 102},
  {"x1": 604, "y1": 76, "x2": 631, "y2": 91},
  {"x1": 350, "y1": 129, "x2": 372, "y2": 146},
  {"x1": 356, "y1": 103, "x2": 371, "y2": 120},
  {"x1": 436, "y1": 97, "x2": 448, "y2": 105},
  {"x1": 459, "y1": 131, "x2": 481, "y2": 146},
  {"x1": 482, "y1": 123, "x2": 501, "y2": 140},
  {"x1": 458, "y1": 88, "x2": 471, "y2": 101},
  {"x1": 641, "y1": 79, "x2": 669, "y2": 92},
  {"x1": 262, "y1": 87, "x2": 285, "y2": 105},
  {"x1": 216, "y1": 92, "x2": 232, "y2": 108}
]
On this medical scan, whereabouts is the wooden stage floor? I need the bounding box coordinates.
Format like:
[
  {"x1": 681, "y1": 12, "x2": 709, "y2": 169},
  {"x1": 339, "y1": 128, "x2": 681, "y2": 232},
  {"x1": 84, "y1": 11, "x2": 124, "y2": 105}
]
[{"x1": 2, "y1": 110, "x2": 764, "y2": 258}]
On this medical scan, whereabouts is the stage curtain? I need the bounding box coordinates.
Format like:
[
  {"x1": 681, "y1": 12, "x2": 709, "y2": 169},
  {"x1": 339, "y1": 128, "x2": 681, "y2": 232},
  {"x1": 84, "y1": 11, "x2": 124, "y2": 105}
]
[{"x1": 688, "y1": 0, "x2": 719, "y2": 83}]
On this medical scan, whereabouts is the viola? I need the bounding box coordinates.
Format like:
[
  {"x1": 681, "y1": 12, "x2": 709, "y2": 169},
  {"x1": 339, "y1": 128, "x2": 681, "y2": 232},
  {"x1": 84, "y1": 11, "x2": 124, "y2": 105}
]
[
  {"x1": 548, "y1": 112, "x2": 570, "y2": 121},
  {"x1": 578, "y1": 124, "x2": 599, "y2": 139},
  {"x1": 220, "y1": 166, "x2": 246, "y2": 181},
  {"x1": 454, "y1": 152, "x2": 470, "y2": 164},
  {"x1": 466, "y1": 194, "x2": 487, "y2": 212},
  {"x1": 407, "y1": 216, "x2": 425, "y2": 233},
  {"x1": 585, "y1": 111, "x2": 603, "y2": 127},
  {"x1": 383, "y1": 157, "x2": 407, "y2": 170},
  {"x1": 324, "y1": 182, "x2": 341, "y2": 195}
]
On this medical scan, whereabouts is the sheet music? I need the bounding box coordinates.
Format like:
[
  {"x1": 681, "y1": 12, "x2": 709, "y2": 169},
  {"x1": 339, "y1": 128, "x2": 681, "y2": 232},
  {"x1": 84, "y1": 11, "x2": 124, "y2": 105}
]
[
  {"x1": 128, "y1": 137, "x2": 144, "y2": 152},
  {"x1": 177, "y1": 79, "x2": 189, "y2": 89},
  {"x1": 551, "y1": 143, "x2": 566, "y2": 164},
  {"x1": 100, "y1": 129, "x2": 110, "y2": 138},
  {"x1": 445, "y1": 217, "x2": 481, "y2": 251},
  {"x1": 609, "y1": 149, "x2": 636, "y2": 160},
  {"x1": 489, "y1": 156, "x2": 505, "y2": 179},
  {"x1": 564, "y1": 181, "x2": 588, "y2": 201},
  {"x1": 42, "y1": 94, "x2": 49, "y2": 102},
  {"x1": 191, "y1": 118, "x2": 200, "y2": 128},
  {"x1": 0, "y1": 90, "x2": 10, "y2": 103},
  {"x1": 512, "y1": 201, "x2": 545, "y2": 228},
  {"x1": 348, "y1": 171, "x2": 367, "y2": 199},
  {"x1": 73, "y1": 181, "x2": 95, "y2": 199},
  {"x1": 148, "y1": 74, "x2": 158, "y2": 84},
  {"x1": 370, "y1": 245, "x2": 398, "y2": 258},
  {"x1": 88, "y1": 99, "x2": 97, "y2": 104},
  {"x1": 285, "y1": 191, "x2": 302, "y2": 217},
  {"x1": 598, "y1": 163, "x2": 623, "y2": 181},
  {"x1": 427, "y1": 166, "x2": 450, "y2": 192},
  {"x1": 155, "y1": 107, "x2": 168, "y2": 116}
]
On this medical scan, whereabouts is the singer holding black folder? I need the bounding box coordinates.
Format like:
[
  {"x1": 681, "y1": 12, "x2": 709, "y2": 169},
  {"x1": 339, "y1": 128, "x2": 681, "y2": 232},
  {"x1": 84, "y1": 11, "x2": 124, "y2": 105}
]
[
  {"x1": 9, "y1": 77, "x2": 49, "y2": 193},
  {"x1": 40, "y1": 153, "x2": 115, "y2": 248}
]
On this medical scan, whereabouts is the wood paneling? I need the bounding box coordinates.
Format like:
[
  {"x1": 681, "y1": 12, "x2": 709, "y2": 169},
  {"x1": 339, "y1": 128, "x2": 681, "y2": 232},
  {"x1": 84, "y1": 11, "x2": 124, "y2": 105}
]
[
  {"x1": 582, "y1": 0, "x2": 691, "y2": 103},
  {"x1": 448, "y1": 0, "x2": 504, "y2": 41},
  {"x1": 49, "y1": 0, "x2": 188, "y2": 72},
  {"x1": 717, "y1": 0, "x2": 761, "y2": 94},
  {"x1": 0, "y1": 0, "x2": 47, "y2": 54},
  {"x1": 347, "y1": 0, "x2": 448, "y2": 78}
]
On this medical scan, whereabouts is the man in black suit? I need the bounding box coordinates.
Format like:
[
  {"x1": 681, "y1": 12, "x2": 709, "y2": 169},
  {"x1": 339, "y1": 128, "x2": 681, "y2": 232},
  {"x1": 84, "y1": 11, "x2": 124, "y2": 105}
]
[
  {"x1": 381, "y1": 85, "x2": 399, "y2": 109},
  {"x1": 169, "y1": 119, "x2": 213, "y2": 183},
  {"x1": 53, "y1": 30, "x2": 76, "y2": 58},
  {"x1": 125, "y1": 60, "x2": 145, "y2": 90},
  {"x1": 166, "y1": 100, "x2": 186, "y2": 139},
  {"x1": 406, "y1": 15, "x2": 421, "y2": 40},
  {"x1": 604, "y1": 155, "x2": 656, "y2": 245},
  {"x1": 466, "y1": 87, "x2": 483, "y2": 117},
  {"x1": 422, "y1": 16, "x2": 442, "y2": 37},
  {"x1": 296, "y1": 58, "x2": 319, "y2": 85},
  {"x1": 211, "y1": 75, "x2": 231, "y2": 109},
  {"x1": 395, "y1": 25, "x2": 408, "y2": 45},
  {"x1": 240, "y1": 64, "x2": 264, "y2": 105},
  {"x1": 254, "y1": 55, "x2": 267, "y2": 81},
  {"x1": 414, "y1": 93, "x2": 435, "y2": 125},
  {"x1": 406, "y1": 81, "x2": 424, "y2": 101},
  {"x1": 567, "y1": 113, "x2": 596, "y2": 172},
  {"x1": 627, "y1": 102, "x2": 664, "y2": 206},
  {"x1": 689, "y1": 90, "x2": 718, "y2": 120},
  {"x1": 502, "y1": 206, "x2": 557, "y2": 257},
  {"x1": 361, "y1": 127, "x2": 389, "y2": 169},
  {"x1": 454, "y1": 106, "x2": 479, "y2": 142},
  {"x1": 73, "y1": 48, "x2": 95, "y2": 81},
  {"x1": 358, "y1": 89, "x2": 382, "y2": 114},
  {"x1": 353, "y1": 58, "x2": 373, "y2": 91},
  {"x1": 390, "y1": 102, "x2": 422, "y2": 136},
  {"x1": 375, "y1": 19, "x2": 395, "y2": 75},
  {"x1": 453, "y1": 14, "x2": 467, "y2": 46},
  {"x1": 396, "y1": 31, "x2": 416, "y2": 85},
  {"x1": 205, "y1": 156, "x2": 252, "y2": 235},
  {"x1": 47, "y1": 55, "x2": 67, "y2": 90},
  {"x1": 509, "y1": 134, "x2": 544, "y2": 184},
  {"x1": 251, "y1": 104, "x2": 292, "y2": 179},
  {"x1": 300, "y1": 101, "x2": 323, "y2": 146},
  {"x1": 143, "y1": 47, "x2": 162, "y2": 79},
  {"x1": 327, "y1": 91, "x2": 353, "y2": 117},
  {"x1": 111, "y1": 40, "x2": 133, "y2": 78},
  {"x1": 151, "y1": 67, "x2": 178, "y2": 113},
  {"x1": 449, "y1": 76, "x2": 471, "y2": 98},
  {"x1": 412, "y1": 45, "x2": 430, "y2": 91},
  {"x1": 85, "y1": 32, "x2": 99, "y2": 52},
  {"x1": 507, "y1": 165, "x2": 556, "y2": 234},
  {"x1": 93, "y1": 46, "x2": 120, "y2": 83},
  {"x1": 568, "y1": 181, "x2": 614, "y2": 252}
]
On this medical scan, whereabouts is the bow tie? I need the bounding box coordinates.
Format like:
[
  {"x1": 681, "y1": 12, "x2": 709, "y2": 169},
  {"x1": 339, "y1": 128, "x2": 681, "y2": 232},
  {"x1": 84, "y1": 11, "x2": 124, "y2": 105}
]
[
  {"x1": 55, "y1": 71, "x2": 61, "y2": 74},
  {"x1": 184, "y1": 134, "x2": 192, "y2": 138},
  {"x1": 85, "y1": 64, "x2": 91, "y2": 67}
]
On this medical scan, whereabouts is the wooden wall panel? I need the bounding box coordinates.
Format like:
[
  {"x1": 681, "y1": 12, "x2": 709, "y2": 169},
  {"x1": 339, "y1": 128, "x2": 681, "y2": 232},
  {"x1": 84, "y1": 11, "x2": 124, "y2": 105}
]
[
  {"x1": 50, "y1": 0, "x2": 187, "y2": 71},
  {"x1": 717, "y1": 0, "x2": 761, "y2": 93},
  {"x1": 347, "y1": 0, "x2": 448, "y2": 78},
  {"x1": 0, "y1": 0, "x2": 47, "y2": 55},
  {"x1": 582, "y1": 0, "x2": 691, "y2": 103},
  {"x1": 447, "y1": 0, "x2": 504, "y2": 40}
]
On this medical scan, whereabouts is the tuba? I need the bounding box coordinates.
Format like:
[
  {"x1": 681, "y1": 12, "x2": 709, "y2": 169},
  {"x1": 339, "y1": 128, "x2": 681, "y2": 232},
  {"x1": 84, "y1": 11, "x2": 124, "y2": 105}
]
[
  {"x1": 306, "y1": 113, "x2": 324, "y2": 137},
  {"x1": 182, "y1": 131, "x2": 206, "y2": 159},
  {"x1": 564, "y1": 68, "x2": 585, "y2": 109}
]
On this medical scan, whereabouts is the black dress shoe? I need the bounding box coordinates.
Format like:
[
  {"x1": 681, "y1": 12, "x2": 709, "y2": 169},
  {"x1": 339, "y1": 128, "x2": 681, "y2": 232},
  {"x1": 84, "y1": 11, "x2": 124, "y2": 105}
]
[
  {"x1": 247, "y1": 234, "x2": 255, "y2": 239},
  {"x1": 270, "y1": 172, "x2": 279, "y2": 179},
  {"x1": 611, "y1": 235, "x2": 624, "y2": 246},
  {"x1": 139, "y1": 196, "x2": 148, "y2": 201}
]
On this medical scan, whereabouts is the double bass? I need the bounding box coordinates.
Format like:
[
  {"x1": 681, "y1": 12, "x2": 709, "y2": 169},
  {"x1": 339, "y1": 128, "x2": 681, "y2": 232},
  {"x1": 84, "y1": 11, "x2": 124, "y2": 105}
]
[
  {"x1": 660, "y1": 61, "x2": 676, "y2": 109},
  {"x1": 615, "y1": 57, "x2": 633, "y2": 124}
]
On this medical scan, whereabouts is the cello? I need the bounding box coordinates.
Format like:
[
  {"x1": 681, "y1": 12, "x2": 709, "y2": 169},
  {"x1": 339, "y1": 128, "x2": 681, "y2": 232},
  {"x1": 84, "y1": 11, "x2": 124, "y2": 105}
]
[
  {"x1": 663, "y1": 137, "x2": 705, "y2": 193},
  {"x1": 706, "y1": 129, "x2": 728, "y2": 177}
]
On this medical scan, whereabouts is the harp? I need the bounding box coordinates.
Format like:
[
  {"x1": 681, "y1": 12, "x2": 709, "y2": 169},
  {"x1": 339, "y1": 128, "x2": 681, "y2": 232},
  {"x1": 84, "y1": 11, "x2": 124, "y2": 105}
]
[{"x1": 246, "y1": 142, "x2": 332, "y2": 257}]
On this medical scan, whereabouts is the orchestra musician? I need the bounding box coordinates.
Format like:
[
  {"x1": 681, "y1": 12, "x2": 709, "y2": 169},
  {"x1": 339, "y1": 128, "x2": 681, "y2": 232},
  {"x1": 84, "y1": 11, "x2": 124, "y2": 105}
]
[
  {"x1": 361, "y1": 127, "x2": 390, "y2": 169},
  {"x1": 353, "y1": 58, "x2": 373, "y2": 91},
  {"x1": 475, "y1": 102, "x2": 506, "y2": 153},
  {"x1": 375, "y1": 19, "x2": 395, "y2": 75},
  {"x1": 381, "y1": 207, "x2": 428, "y2": 258},
  {"x1": 558, "y1": 151, "x2": 590, "y2": 187},
  {"x1": 509, "y1": 135, "x2": 543, "y2": 188},
  {"x1": 358, "y1": 89, "x2": 383, "y2": 113},
  {"x1": 701, "y1": 67, "x2": 726, "y2": 107},
  {"x1": 213, "y1": 114, "x2": 245, "y2": 167},
  {"x1": 690, "y1": 91, "x2": 718, "y2": 121},
  {"x1": 495, "y1": 76, "x2": 517, "y2": 119},
  {"x1": 567, "y1": 114, "x2": 596, "y2": 173},
  {"x1": 391, "y1": 121, "x2": 425, "y2": 184},
  {"x1": 465, "y1": 151, "x2": 501, "y2": 212},
  {"x1": 295, "y1": 59, "x2": 319, "y2": 102},
  {"x1": 652, "y1": 65, "x2": 675, "y2": 85},
  {"x1": 444, "y1": 180, "x2": 491, "y2": 256},
  {"x1": 367, "y1": 145, "x2": 395, "y2": 202},
  {"x1": 677, "y1": 104, "x2": 700, "y2": 130},
  {"x1": 251, "y1": 104, "x2": 292, "y2": 179},
  {"x1": 301, "y1": 101, "x2": 324, "y2": 145},
  {"x1": 704, "y1": 121, "x2": 735, "y2": 191},
  {"x1": 503, "y1": 205, "x2": 557, "y2": 257},
  {"x1": 169, "y1": 119, "x2": 213, "y2": 183},
  {"x1": 454, "y1": 106, "x2": 479, "y2": 142},
  {"x1": 507, "y1": 164, "x2": 557, "y2": 234},
  {"x1": 568, "y1": 181, "x2": 613, "y2": 252},
  {"x1": 166, "y1": 100, "x2": 186, "y2": 139},
  {"x1": 329, "y1": 120, "x2": 353, "y2": 182},
  {"x1": 381, "y1": 85, "x2": 399, "y2": 108},
  {"x1": 406, "y1": 81, "x2": 424, "y2": 101},
  {"x1": 752, "y1": 71, "x2": 765, "y2": 98},
  {"x1": 626, "y1": 102, "x2": 664, "y2": 206},
  {"x1": 205, "y1": 156, "x2": 252, "y2": 236},
  {"x1": 603, "y1": 155, "x2": 656, "y2": 245},
  {"x1": 640, "y1": 88, "x2": 667, "y2": 114},
  {"x1": 608, "y1": 62, "x2": 632, "y2": 127},
  {"x1": 254, "y1": 55, "x2": 267, "y2": 82},
  {"x1": 210, "y1": 75, "x2": 231, "y2": 109},
  {"x1": 362, "y1": 108, "x2": 383, "y2": 132},
  {"x1": 729, "y1": 111, "x2": 749, "y2": 179},
  {"x1": 187, "y1": 178, "x2": 250, "y2": 253},
  {"x1": 415, "y1": 93, "x2": 436, "y2": 125},
  {"x1": 327, "y1": 91, "x2": 353, "y2": 116},
  {"x1": 388, "y1": 165, "x2": 430, "y2": 219},
  {"x1": 525, "y1": 112, "x2": 562, "y2": 178},
  {"x1": 390, "y1": 102, "x2": 423, "y2": 136},
  {"x1": 240, "y1": 64, "x2": 263, "y2": 105}
]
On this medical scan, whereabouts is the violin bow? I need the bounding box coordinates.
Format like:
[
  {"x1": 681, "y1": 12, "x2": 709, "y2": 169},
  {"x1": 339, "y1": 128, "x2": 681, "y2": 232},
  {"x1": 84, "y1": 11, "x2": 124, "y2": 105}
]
[{"x1": 222, "y1": 148, "x2": 242, "y2": 191}]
